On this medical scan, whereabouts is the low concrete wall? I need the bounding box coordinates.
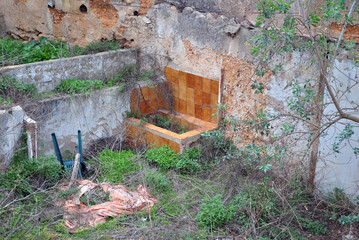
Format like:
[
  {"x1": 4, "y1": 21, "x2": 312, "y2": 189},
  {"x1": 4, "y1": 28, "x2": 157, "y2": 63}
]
[
  {"x1": 34, "y1": 86, "x2": 132, "y2": 156},
  {"x1": 0, "y1": 106, "x2": 25, "y2": 169},
  {"x1": 0, "y1": 49, "x2": 137, "y2": 93}
]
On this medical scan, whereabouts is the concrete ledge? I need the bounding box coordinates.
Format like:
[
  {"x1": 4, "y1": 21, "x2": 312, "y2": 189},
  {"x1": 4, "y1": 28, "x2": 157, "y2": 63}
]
[
  {"x1": 125, "y1": 110, "x2": 217, "y2": 153},
  {"x1": 0, "y1": 49, "x2": 138, "y2": 93}
]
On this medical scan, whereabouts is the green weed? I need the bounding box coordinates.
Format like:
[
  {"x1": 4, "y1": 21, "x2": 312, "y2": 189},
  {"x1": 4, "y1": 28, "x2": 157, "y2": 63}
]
[
  {"x1": 195, "y1": 194, "x2": 235, "y2": 229},
  {"x1": 95, "y1": 149, "x2": 139, "y2": 183},
  {"x1": 56, "y1": 79, "x2": 103, "y2": 94}
]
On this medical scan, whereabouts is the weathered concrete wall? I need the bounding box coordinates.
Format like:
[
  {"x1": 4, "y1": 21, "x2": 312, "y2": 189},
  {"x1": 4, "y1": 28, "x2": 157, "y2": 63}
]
[
  {"x1": 315, "y1": 58, "x2": 359, "y2": 198},
  {"x1": 33, "y1": 86, "x2": 132, "y2": 157},
  {"x1": 1, "y1": 49, "x2": 137, "y2": 93},
  {"x1": 0, "y1": 106, "x2": 25, "y2": 169}
]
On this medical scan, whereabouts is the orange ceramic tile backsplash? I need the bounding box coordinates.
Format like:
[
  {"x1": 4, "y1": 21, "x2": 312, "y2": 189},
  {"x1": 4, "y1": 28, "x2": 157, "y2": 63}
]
[{"x1": 164, "y1": 66, "x2": 219, "y2": 124}]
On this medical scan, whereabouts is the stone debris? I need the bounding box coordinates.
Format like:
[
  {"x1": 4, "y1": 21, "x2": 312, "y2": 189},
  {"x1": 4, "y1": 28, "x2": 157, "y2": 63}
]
[{"x1": 223, "y1": 18, "x2": 241, "y2": 37}]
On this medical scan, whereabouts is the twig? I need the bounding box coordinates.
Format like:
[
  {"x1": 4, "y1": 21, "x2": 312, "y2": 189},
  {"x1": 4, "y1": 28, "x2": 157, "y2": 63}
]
[{"x1": 67, "y1": 153, "x2": 80, "y2": 190}]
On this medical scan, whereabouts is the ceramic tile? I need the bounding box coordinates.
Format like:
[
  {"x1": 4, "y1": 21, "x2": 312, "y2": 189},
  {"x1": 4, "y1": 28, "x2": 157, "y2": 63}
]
[
  {"x1": 164, "y1": 66, "x2": 171, "y2": 81},
  {"x1": 202, "y1": 107, "x2": 212, "y2": 122},
  {"x1": 173, "y1": 98, "x2": 180, "y2": 112},
  {"x1": 211, "y1": 79, "x2": 219, "y2": 95},
  {"x1": 168, "y1": 141, "x2": 180, "y2": 153},
  {"x1": 186, "y1": 87, "x2": 195, "y2": 103},
  {"x1": 171, "y1": 82, "x2": 179, "y2": 99},
  {"x1": 194, "y1": 89, "x2": 202, "y2": 105},
  {"x1": 195, "y1": 104, "x2": 203, "y2": 119},
  {"x1": 160, "y1": 136, "x2": 169, "y2": 146},
  {"x1": 140, "y1": 100, "x2": 150, "y2": 114},
  {"x1": 178, "y1": 84, "x2": 187, "y2": 100},
  {"x1": 152, "y1": 134, "x2": 161, "y2": 147},
  {"x1": 202, "y1": 92, "x2": 211, "y2": 106},
  {"x1": 203, "y1": 77, "x2": 211, "y2": 93},
  {"x1": 146, "y1": 132, "x2": 154, "y2": 144},
  {"x1": 179, "y1": 71, "x2": 187, "y2": 87},
  {"x1": 179, "y1": 99, "x2": 187, "y2": 114},
  {"x1": 148, "y1": 86, "x2": 156, "y2": 98},
  {"x1": 141, "y1": 86, "x2": 150, "y2": 100},
  {"x1": 151, "y1": 97, "x2": 159, "y2": 110},
  {"x1": 210, "y1": 94, "x2": 218, "y2": 108},
  {"x1": 187, "y1": 101, "x2": 195, "y2": 116},
  {"x1": 194, "y1": 75, "x2": 203, "y2": 90},
  {"x1": 186, "y1": 73, "x2": 195, "y2": 89},
  {"x1": 171, "y1": 68, "x2": 179, "y2": 84}
]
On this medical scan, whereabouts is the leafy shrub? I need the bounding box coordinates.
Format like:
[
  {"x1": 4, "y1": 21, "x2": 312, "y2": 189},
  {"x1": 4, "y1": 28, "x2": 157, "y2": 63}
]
[
  {"x1": 77, "y1": 40, "x2": 120, "y2": 55},
  {"x1": 200, "y1": 128, "x2": 238, "y2": 164},
  {"x1": 0, "y1": 155, "x2": 63, "y2": 195},
  {"x1": 0, "y1": 36, "x2": 68, "y2": 65},
  {"x1": 145, "y1": 145, "x2": 202, "y2": 173},
  {"x1": 0, "y1": 76, "x2": 37, "y2": 104},
  {"x1": 195, "y1": 194, "x2": 235, "y2": 229},
  {"x1": 0, "y1": 36, "x2": 121, "y2": 66},
  {"x1": 145, "y1": 145, "x2": 177, "y2": 171},
  {"x1": 145, "y1": 169, "x2": 172, "y2": 193},
  {"x1": 299, "y1": 217, "x2": 328, "y2": 235},
  {"x1": 96, "y1": 149, "x2": 139, "y2": 183},
  {"x1": 56, "y1": 79, "x2": 103, "y2": 94},
  {"x1": 176, "y1": 147, "x2": 201, "y2": 174}
]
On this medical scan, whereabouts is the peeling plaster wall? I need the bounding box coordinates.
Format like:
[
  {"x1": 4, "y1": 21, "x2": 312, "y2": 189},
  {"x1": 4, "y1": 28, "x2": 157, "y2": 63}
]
[
  {"x1": 1, "y1": 49, "x2": 137, "y2": 93},
  {"x1": 0, "y1": 106, "x2": 25, "y2": 169}
]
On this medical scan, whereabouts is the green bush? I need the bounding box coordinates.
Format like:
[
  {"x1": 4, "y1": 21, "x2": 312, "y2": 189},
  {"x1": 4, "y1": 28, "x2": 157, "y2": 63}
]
[
  {"x1": 0, "y1": 76, "x2": 37, "y2": 104},
  {"x1": 96, "y1": 149, "x2": 139, "y2": 183},
  {"x1": 78, "y1": 39, "x2": 120, "y2": 55},
  {"x1": 299, "y1": 217, "x2": 328, "y2": 235},
  {"x1": 176, "y1": 147, "x2": 201, "y2": 174},
  {"x1": 145, "y1": 145, "x2": 178, "y2": 171},
  {"x1": 56, "y1": 79, "x2": 103, "y2": 94},
  {"x1": 145, "y1": 146, "x2": 202, "y2": 174},
  {"x1": 0, "y1": 155, "x2": 63, "y2": 195},
  {"x1": 195, "y1": 194, "x2": 235, "y2": 229},
  {"x1": 145, "y1": 169, "x2": 172, "y2": 193},
  {"x1": 0, "y1": 36, "x2": 121, "y2": 66}
]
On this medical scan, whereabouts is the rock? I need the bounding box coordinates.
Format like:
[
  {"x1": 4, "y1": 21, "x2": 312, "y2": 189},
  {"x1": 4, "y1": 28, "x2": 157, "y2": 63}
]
[
  {"x1": 223, "y1": 18, "x2": 240, "y2": 37},
  {"x1": 124, "y1": 0, "x2": 135, "y2": 5},
  {"x1": 142, "y1": 16, "x2": 151, "y2": 24}
]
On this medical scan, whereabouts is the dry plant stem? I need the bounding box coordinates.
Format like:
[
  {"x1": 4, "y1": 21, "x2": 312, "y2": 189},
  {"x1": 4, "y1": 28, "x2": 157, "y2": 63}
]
[{"x1": 68, "y1": 153, "x2": 80, "y2": 190}]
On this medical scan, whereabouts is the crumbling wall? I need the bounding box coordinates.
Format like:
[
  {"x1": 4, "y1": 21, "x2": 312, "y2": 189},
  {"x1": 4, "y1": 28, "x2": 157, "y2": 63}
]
[
  {"x1": 34, "y1": 86, "x2": 133, "y2": 156},
  {"x1": 0, "y1": 106, "x2": 25, "y2": 170},
  {"x1": 1, "y1": 49, "x2": 137, "y2": 93}
]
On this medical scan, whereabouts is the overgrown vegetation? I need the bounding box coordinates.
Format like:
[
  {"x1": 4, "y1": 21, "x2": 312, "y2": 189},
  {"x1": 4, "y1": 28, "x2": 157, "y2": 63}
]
[
  {"x1": 125, "y1": 110, "x2": 189, "y2": 134},
  {"x1": 0, "y1": 36, "x2": 121, "y2": 66},
  {"x1": 1, "y1": 127, "x2": 359, "y2": 239},
  {"x1": 0, "y1": 65, "x2": 153, "y2": 107}
]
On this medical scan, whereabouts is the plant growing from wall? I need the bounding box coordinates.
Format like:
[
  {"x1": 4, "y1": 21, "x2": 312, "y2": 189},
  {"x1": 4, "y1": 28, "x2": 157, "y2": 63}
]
[
  {"x1": 0, "y1": 36, "x2": 122, "y2": 66},
  {"x1": 251, "y1": 0, "x2": 359, "y2": 185}
]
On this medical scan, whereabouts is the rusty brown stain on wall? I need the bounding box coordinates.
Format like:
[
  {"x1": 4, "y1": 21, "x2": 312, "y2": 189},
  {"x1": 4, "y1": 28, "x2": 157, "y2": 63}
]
[
  {"x1": 139, "y1": 0, "x2": 154, "y2": 15},
  {"x1": 330, "y1": 23, "x2": 359, "y2": 42},
  {"x1": 49, "y1": 7, "x2": 66, "y2": 25},
  {"x1": 222, "y1": 55, "x2": 268, "y2": 145},
  {"x1": 90, "y1": 0, "x2": 118, "y2": 29}
]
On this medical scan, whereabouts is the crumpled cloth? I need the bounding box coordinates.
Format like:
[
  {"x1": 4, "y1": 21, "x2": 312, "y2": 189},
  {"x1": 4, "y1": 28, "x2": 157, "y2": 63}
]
[{"x1": 57, "y1": 180, "x2": 157, "y2": 229}]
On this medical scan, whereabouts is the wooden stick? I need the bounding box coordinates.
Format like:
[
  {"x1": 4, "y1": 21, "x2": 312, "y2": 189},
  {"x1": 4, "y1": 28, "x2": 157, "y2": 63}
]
[{"x1": 67, "y1": 153, "x2": 80, "y2": 190}]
